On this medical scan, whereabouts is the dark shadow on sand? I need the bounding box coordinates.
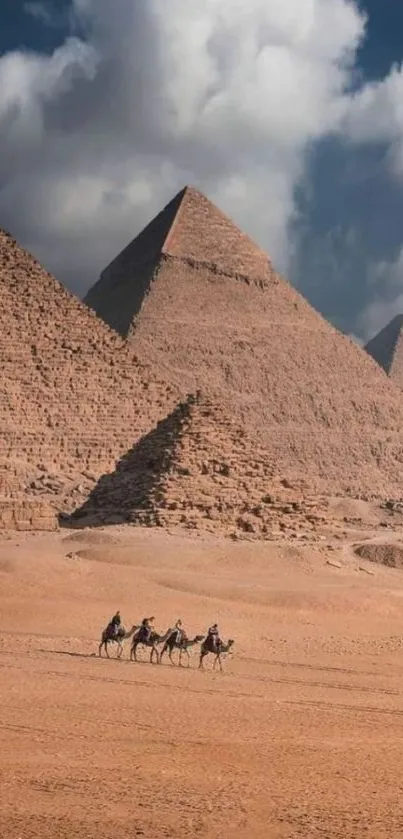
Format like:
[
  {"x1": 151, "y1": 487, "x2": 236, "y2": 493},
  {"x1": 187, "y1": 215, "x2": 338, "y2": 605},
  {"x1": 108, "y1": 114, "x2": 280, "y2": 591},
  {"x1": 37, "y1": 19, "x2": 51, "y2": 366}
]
[{"x1": 36, "y1": 649, "x2": 98, "y2": 660}]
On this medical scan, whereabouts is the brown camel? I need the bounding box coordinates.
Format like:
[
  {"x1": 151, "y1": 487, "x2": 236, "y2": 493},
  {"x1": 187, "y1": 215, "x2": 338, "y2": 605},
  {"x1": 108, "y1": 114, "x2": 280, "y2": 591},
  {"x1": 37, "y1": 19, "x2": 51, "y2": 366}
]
[
  {"x1": 160, "y1": 632, "x2": 205, "y2": 667},
  {"x1": 98, "y1": 624, "x2": 137, "y2": 658},
  {"x1": 130, "y1": 628, "x2": 171, "y2": 664},
  {"x1": 199, "y1": 638, "x2": 234, "y2": 672}
]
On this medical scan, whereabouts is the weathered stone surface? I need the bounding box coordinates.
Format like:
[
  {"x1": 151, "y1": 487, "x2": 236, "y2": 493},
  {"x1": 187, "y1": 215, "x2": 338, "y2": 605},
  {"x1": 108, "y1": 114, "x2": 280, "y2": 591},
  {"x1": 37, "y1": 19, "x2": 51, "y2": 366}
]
[
  {"x1": 86, "y1": 186, "x2": 403, "y2": 498},
  {"x1": 67, "y1": 391, "x2": 338, "y2": 541},
  {"x1": 0, "y1": 229, "x2": 176, "y2": 529}
]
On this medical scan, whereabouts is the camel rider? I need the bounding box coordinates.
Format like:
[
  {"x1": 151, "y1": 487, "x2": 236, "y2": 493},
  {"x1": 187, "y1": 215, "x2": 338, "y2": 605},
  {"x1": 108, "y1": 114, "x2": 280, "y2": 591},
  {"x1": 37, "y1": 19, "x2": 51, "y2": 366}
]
[
  {"x1": 207, "y1": 623, "x2": 221, "y2": 651},
  {"x1": 109, "y1": 611, "x2": 121, "y2": 637},
  {"x1": 140, "y1": 616, "x2": 155, "y2": 643},
  {"x1": 172, "y1": 619, "x2": 185, "y2": 644}
]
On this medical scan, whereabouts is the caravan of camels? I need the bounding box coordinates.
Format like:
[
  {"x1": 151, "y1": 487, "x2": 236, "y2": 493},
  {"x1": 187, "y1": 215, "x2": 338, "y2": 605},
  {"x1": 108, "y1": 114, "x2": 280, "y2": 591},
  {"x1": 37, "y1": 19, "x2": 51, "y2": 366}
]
[{"x1": 99, "y1": 611, "x2": 234, "y2": 671}]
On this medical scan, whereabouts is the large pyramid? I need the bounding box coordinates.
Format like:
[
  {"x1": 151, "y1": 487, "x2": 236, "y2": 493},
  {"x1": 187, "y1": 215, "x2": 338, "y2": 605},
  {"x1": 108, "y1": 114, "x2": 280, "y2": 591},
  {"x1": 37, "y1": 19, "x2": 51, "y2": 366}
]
[
  {"x1": 0, "y1": 229, "x2": 176, "y2": 529},
  {"x1": 365, "y1": 315, "x2": 403, "y2": 386},
  {"x1": 85, "y1": 186, "x2": 403, "y2": 497}
]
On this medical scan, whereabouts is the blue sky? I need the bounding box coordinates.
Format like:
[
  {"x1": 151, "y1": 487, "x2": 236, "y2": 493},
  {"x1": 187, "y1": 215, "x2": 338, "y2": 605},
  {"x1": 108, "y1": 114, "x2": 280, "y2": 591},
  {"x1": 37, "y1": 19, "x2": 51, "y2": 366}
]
[
  {"x1": 357, "y1": 1, "x2": 403, "y2": 80},
  {"x1": 1, "y1": 1, "x2": 403, "y2": 341},
  {"x1": 2, "y1": 1, "x2": 67, "y2": 53}
]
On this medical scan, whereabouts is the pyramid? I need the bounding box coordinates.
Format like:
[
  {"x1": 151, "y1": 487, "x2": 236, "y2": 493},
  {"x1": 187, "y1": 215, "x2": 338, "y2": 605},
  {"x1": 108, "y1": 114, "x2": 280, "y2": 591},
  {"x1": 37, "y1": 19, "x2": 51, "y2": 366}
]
[
  {"x1": 85, "y1": 185, "x2": 272, "y2": 338},
  {"x1": 85, "y1": 187, "x2": 403, "y2": 498},
  {"x1": 67, "y1": 391, "x2": 332, "y2": 540},
  {"x1": 0, "y1": 229, "x2": 176, "y2": 530},
  {"x1": 365, "y1": 315, "x2": 403, "y2": 385}
]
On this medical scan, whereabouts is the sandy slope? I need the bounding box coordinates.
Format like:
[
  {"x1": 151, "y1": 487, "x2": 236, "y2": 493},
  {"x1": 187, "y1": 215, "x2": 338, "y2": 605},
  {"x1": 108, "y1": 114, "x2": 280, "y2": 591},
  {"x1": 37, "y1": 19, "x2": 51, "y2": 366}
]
[{"x1": 2, "y1": 526, "x2": 403, "y2": 838}]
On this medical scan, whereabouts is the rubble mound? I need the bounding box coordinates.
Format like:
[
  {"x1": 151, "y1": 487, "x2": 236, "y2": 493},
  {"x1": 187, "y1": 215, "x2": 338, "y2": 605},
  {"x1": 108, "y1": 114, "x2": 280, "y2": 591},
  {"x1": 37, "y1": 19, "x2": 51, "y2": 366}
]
[{"x1": 354, "y1": 543, "x2": 403, "y2": 569}]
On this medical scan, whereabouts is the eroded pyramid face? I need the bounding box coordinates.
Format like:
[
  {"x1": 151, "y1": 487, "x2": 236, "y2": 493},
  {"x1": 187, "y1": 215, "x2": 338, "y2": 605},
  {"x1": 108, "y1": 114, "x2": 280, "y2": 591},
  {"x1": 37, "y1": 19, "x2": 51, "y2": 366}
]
[
  {"x1": 84, "y1": 187, "x2": 403, "y2": 499},
  {"x1": 0, "y1": 227, "x2": 176, "y2": 530}
]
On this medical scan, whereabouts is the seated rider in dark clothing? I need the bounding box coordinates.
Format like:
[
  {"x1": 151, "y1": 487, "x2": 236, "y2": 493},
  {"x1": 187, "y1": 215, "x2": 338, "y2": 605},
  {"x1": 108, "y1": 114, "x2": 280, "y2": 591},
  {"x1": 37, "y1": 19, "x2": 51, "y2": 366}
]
[
  {"x1": 207, "y1": 623, "x2": 220, "y2": 651},
  {"x1": 172, "y1": 619, "x2": 185, "y2": 645},
  {"x1": 139, "y1": 616, "x2": 155, "y2": 643},
  {"x1": 109, "y1": 611, "x2": 121, "y2": 637}
]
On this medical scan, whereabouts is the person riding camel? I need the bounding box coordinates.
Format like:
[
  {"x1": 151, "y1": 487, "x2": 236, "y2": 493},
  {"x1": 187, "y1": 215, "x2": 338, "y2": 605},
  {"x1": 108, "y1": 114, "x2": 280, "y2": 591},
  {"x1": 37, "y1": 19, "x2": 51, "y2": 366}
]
[
  {"x1": 109, "y1": 610, "x2": 121, "y2": 637},
  {"x1": 172, "y1": 619, "x2": 186, "y2": 645},
  {"x1": 139, "y1": 616, "x2": 155, "y2": 643},
  {"x1": 207, "y1": 623, "x2": 221, "y2": 652}
]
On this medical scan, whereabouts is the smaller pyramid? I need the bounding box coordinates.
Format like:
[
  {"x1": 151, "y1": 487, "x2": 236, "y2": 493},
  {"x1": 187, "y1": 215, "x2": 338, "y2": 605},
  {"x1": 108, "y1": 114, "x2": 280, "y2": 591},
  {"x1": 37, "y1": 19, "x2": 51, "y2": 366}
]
[
  {"x1": 67, "y1": 392, "x2": 330, "y2": 540},
  {"x1": 365, "y1": 314, "x2": 403, "y2": 385}
]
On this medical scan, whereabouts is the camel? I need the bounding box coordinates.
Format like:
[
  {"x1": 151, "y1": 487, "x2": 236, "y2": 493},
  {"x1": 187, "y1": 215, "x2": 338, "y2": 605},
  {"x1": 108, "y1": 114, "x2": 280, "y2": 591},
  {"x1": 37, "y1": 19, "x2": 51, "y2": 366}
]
[
  {"x1": 160, "y1": 631, "x2": 205, "y2": 667},
  {"x1": 98, "y1": 624, "x2": 137, "y2": 658},
  {"x1": 130, "y1": 628, "x2": 171, "y2": 664},
  {"x1": 198, "y1": 637, "x2": 234, "y2": 672}
]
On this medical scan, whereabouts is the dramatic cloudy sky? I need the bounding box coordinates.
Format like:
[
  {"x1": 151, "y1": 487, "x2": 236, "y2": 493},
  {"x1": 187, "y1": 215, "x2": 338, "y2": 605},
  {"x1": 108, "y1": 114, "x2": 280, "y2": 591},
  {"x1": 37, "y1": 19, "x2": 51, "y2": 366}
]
[{"x1": 1, "y1": 1, "x2": 403, "y2": 341}]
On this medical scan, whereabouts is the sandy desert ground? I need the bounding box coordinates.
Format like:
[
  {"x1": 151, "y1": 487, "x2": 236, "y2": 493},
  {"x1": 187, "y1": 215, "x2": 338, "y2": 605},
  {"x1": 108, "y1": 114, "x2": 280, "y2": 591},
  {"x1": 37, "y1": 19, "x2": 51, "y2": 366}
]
[{"x1": 2, "y1": 518, "x2": 403, "y2": 838}]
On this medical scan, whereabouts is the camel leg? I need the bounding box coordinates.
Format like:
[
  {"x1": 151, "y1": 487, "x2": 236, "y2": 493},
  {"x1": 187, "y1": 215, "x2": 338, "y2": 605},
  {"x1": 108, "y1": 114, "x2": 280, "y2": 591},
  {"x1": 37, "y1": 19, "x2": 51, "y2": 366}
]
[
  {"x1": 117, "y1": 642, "x2": 123, "y2": 659},
  {"x1": 214, "y1": 654, "x2": 223, "y2": 673},
  {"x1": 180, "y1": 648, "x2": 190, "y2": 667},
  {"x1": 213, "y1": 653, "x2": 222, "y2": 671},
  {"x1": 160, "y1": 643, "x2": 167, "y2": 663},
  {"x1": 169, "y1": 648, "x2": 175, "y2": 666},
  {"x1": 98, "y1": 642, "x2": 103, "y2": 657},
  {"x1": 198, "y1": 652, "x2": 205, "y2": 670}
]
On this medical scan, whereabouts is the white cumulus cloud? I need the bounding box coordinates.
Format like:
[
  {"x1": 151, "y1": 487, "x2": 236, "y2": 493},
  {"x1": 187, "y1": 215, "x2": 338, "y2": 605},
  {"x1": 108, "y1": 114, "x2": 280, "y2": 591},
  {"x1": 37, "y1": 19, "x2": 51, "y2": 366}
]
[{"x1": 0, "y1": 0, "x2": 366, "y2": 294}]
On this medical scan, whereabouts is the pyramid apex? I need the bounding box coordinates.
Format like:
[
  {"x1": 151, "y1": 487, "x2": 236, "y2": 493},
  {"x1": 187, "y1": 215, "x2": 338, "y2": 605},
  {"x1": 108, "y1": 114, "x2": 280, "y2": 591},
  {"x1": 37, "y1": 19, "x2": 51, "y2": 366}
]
[
  {"x1": 181, "y1": 184, "x2": 201, "y2": 194},
  {"x1": 160, "y1": 185, "x2": 271, "y2": 273},
  {"x1": 366, "y1": 313, "x2": 403, "y2": 342},
  {"x1": 162, "y1": 184, "x2": 207, "y2": 208},
  {"x1": 365, "y1": 313, "x2": 403, "y2": 379},
  {"x1": 85, "y1": 184, "x2": 274, "y2": 338},
  {"x1": 173, "y1": 183, "x2": 206, "y2": 195}
]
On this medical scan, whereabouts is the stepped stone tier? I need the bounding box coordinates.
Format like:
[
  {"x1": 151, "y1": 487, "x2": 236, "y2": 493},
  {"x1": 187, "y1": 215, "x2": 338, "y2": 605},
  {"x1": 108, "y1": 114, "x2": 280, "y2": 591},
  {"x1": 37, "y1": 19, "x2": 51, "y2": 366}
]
[
  {"x1": 365, "y1": 314, "x2": 403, "y2": 386},
  {"x1": 86, "y1": 186, "x2": 403, "y2": 498},
  {"x1": 0, "y1": 228, "x2": 176, "y2": 530},
  {"x1": 67, "y1": 391, "x2": 334, "y2": 541}
]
